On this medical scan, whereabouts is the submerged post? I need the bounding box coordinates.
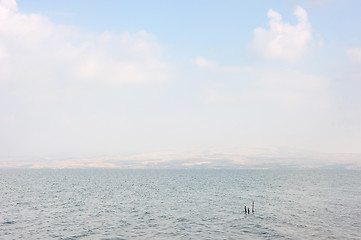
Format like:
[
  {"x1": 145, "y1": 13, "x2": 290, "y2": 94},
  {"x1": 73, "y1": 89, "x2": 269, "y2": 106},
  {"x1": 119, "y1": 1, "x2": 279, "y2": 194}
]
[
  {"x1": 244, "y1": 205, "x2": 247, "y2": 214},
  {"x1": 247, "y1": 207, "x2": 250, "y2": 214},
  {"x1": 252, "y1": 200, "x2": 255, "y2": 213}
]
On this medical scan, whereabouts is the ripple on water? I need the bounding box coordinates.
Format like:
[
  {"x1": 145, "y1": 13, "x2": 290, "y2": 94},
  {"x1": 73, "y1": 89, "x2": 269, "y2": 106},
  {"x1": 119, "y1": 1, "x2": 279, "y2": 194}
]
[{"x1": 0, "y1": 169, "x2": 361, "y2": 239}]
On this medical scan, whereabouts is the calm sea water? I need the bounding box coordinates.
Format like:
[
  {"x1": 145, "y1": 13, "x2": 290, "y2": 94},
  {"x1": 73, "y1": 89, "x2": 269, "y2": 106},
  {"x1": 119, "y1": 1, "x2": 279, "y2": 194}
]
[{"x1": 0, "y1": 169, "x2": 360, "y2": 239}]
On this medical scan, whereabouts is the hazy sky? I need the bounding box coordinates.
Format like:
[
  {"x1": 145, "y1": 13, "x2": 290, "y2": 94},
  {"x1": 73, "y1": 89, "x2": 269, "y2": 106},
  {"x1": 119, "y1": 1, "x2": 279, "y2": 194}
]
[{"x1": 1, "y1": 0, "x2": 361, "y2": 168}]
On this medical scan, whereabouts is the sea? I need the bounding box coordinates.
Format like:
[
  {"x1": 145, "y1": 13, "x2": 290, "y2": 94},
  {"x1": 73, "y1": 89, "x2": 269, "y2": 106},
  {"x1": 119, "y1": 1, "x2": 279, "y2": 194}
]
[{"x1": 0, "y1": 169, "x2": 360, "y2": 239}]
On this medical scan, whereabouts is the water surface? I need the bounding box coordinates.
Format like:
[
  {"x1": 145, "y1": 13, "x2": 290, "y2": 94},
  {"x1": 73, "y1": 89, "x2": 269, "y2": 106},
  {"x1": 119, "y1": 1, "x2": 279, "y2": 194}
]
[{"x1": 1, "y1": 169, "x2": 360, "y2": 239}]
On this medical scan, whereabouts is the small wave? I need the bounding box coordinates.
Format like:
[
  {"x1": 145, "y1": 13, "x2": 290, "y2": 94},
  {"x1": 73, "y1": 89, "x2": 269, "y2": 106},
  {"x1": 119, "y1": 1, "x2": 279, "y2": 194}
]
[
  {"x1": 176, "y1": 217, "x2": 188, "y2": 222},
  {"x1": 3, "y1": 221, "x2": 15, "y2": 225}
]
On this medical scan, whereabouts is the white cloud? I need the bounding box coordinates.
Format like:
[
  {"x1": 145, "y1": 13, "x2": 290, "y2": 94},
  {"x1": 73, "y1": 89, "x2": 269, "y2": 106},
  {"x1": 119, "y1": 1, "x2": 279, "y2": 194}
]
[
  {"x1": 193, "y1": 56, "x2": 217, "y2": 68},
  {"x1": 0, "y1": 0, "x2": 17, "y2": 11},
  {"x1": 192, "y1": 56, "x2": 252, "y2": 73},
  {"x1": 199, "y1": 84, "x2": 236, "y2": 104},
  {"x1": 251, "y1": 6, "x2": 312, "y2": 61},
  {"x1": 243, "y1": 70, "x2": 331, "y2": 108},
  {"x1": 0, "y1": 0, "x2": 174, "y2": 159},
  {"x1": 193, "y1": 56, "x2": 330, "y2": 108},
  {"x1": 308, "y1": 0, "x2": 331, "y2": 7},
  {"x1": 0, "y1": 0, "x2": 172, "y2": 86},
  {"x1": 192, "y1": 57, "x2": 252, "y2": 104},
  {"x1": 0, "y1": 44, "x2": 7, "y2": 59},
  {"x1": 347, "y1": 48, "x2": 361, "y2": 64}
]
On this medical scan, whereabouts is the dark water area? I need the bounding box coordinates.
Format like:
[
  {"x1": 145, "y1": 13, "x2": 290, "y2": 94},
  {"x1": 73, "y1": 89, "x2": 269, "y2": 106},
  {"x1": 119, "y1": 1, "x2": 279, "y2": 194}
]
[{"x1": 1, "y1": 169, "x2": 360, "y2": 239}]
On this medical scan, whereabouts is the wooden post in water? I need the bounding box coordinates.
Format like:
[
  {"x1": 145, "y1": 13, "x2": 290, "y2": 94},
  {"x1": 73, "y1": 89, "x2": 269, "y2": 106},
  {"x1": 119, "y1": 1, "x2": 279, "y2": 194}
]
[
  {"x1": 244, "y1": 205, "x2": 247, "y2": 214},
  {"x1": 252, "y1": 200, "x2": 255, "y2": 213}
]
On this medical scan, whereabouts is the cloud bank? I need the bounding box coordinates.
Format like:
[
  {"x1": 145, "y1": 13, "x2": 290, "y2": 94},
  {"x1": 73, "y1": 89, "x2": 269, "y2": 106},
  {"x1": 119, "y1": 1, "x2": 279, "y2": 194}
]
[
  {"x1": 0, "y1": 0, "x2": 171, "y2": 86},
  {"x1": 0, "y1": 0, "x2": 174, "y2": 159}
]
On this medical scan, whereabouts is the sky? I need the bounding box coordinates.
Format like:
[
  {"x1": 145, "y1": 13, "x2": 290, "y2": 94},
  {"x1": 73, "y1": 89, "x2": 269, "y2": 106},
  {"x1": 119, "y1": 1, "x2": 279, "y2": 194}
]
[{"x1": 1, "y1": 0, "x2": 361, "y2": 169}]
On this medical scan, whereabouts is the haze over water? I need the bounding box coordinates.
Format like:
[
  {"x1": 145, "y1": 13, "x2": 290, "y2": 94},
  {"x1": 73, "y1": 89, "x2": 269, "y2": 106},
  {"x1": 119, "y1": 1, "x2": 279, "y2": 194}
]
[
  {"x1": 1, "y1": 169, "x2": 360, "y2": 239},
  {"x1": 2, "y1": 0, "x2": 361, "y2": 169}
]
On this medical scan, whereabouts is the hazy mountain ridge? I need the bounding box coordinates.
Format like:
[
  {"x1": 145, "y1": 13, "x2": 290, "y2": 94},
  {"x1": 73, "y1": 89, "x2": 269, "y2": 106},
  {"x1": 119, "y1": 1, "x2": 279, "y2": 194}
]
[{"x1": 1, "y1": 150, "x2": 360, "y2": 170}]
